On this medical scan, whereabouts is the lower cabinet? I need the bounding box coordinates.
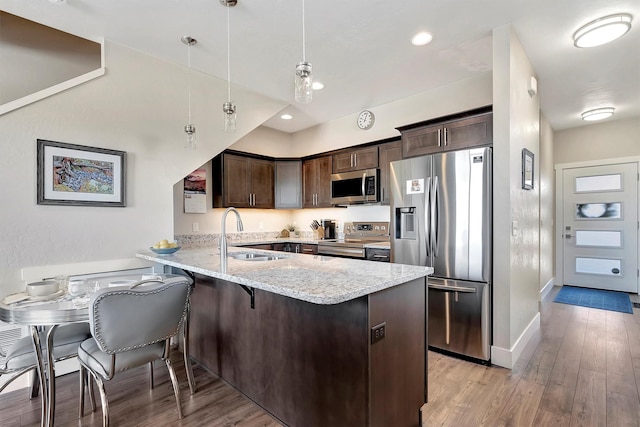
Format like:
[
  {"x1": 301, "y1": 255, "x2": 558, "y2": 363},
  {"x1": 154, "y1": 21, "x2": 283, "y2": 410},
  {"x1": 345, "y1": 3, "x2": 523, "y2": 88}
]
[
  {"x1": 300, "y1": 244, "x2": 318, "y2": 255},
  {"x1": 189, "y1": 274, "x2": 427, "y2": 427}
]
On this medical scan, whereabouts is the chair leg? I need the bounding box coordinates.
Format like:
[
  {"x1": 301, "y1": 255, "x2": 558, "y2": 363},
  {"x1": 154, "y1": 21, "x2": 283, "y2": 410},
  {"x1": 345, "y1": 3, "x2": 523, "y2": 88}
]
[
  {"x1": 148, "y1": 361, "x2": 154, "y2": 390},
  {"x1": 30, "y1": 370, "x2": 40, "y2": 399},
  {"x1": 88, "y1": 372, "x2": 96, "y2": 412},
  {"x1": 164, "y1": 358, "x2": 183, "y2": 419},
  {"x1": 93, "y1": 373, "x2": 109, "y2": 427},
  {"x1": 79, "y1": 365, "x2": 85, "y2": 419}
]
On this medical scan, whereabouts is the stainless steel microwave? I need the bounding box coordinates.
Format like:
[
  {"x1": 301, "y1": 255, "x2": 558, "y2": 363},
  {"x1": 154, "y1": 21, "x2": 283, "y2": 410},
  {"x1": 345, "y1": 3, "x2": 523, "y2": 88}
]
[{"x1": 330, "y1": 168, "x2": 379, "y2": 205}]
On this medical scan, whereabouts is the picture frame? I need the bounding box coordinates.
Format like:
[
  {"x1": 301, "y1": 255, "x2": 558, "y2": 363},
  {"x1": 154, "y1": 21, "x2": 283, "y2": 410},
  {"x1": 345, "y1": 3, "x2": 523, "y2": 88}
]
[
  {"x1": 37, "y1": 139, "x2": 126, "y2": 207},
  {"x1": 521, "y1": 148, "x2": 534, "y2": 190}
]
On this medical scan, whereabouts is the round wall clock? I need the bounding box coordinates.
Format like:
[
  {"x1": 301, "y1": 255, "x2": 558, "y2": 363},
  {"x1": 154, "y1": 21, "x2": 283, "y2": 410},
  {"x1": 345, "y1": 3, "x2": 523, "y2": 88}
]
[{"x1": 357, "y1": 110, "x2": 375, "y2": 130}]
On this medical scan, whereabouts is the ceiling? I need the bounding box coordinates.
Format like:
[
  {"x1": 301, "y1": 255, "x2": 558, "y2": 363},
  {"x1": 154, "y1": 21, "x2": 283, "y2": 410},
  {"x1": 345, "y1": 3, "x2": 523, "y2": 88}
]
[{"x1": 0, "y1": 0, "x2": 638, "y2": 133}]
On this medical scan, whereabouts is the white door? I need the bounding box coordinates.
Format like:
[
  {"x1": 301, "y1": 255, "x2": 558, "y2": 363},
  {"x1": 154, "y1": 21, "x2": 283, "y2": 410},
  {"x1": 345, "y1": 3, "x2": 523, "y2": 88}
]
[{"x1": 562, "y1": 163, "x2": 638, "y2": 293}]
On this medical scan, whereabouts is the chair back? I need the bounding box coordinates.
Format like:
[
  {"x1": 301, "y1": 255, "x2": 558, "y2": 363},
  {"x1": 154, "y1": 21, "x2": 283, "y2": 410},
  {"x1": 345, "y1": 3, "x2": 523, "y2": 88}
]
[{"x1": 89, "y1": 280, "x2": 190, "y2": 354}]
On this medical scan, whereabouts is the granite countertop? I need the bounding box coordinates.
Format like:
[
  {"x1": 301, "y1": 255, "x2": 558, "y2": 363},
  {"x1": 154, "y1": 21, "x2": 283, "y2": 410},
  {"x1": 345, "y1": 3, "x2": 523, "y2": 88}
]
[{"x1": 136, "y1": 247, "x2": 431, "y2": 305}]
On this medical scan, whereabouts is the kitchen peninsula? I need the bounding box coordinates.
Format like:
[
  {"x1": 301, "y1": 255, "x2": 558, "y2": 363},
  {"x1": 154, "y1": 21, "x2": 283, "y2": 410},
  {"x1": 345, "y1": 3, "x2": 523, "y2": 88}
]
[{"x1": 137, "y1": 247, "x2": 432, "y2": 427}]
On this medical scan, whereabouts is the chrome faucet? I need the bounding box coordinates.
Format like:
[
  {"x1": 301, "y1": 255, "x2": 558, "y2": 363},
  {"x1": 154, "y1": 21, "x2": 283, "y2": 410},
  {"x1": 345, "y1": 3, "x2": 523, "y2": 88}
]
[{"x1": 220, "y1": 207, "x2": 244, "y2": 259}]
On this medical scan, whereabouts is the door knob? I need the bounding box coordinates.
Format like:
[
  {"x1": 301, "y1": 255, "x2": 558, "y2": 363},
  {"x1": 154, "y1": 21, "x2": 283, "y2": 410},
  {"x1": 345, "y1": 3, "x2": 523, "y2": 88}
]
[{"x1": 565, "y1": 234, "x2": 574, "y2": 239}]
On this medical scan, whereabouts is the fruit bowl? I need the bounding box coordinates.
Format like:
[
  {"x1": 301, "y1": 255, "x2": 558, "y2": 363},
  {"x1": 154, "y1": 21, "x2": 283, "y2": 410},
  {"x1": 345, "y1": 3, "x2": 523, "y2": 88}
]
[{"x1": 149, "y1": 246, "x2": 181, "y2": 255}]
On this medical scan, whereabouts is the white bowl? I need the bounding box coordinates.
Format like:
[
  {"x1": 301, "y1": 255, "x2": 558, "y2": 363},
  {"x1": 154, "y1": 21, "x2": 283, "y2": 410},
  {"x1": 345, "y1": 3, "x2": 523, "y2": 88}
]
[{"x1": 26, "y1": 280, "x2": 60, "y2": 297}]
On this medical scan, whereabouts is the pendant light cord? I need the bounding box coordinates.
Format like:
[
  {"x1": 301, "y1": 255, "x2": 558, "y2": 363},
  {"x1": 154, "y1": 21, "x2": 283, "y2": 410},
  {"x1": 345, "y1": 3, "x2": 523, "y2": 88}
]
[
  {"x1": 301, "y1": 0, "x2": 306, "y2": 61},
  {"x1": 227, "y1": 4, "x2": 231, "y2": 102},
  {"x1": 187, "y1": 43, "x2": 192, "y2": 124}
]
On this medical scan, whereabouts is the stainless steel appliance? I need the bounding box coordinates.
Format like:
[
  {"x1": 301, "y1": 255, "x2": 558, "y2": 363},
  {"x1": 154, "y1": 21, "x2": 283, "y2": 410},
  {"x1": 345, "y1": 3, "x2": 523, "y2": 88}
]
[
  {"x1": 318, "y1": 222, "x2": 389, "y2": 259},
  {"x1": 390, "y1": 147, "x2": 492, "y2": 363},
  {"x1": 330, "y1": 169, "x2": 379, "y2": 205}
]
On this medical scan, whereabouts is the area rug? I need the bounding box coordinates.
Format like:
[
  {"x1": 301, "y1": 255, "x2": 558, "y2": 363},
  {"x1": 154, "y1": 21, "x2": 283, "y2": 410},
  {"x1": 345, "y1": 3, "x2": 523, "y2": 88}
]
[{"x1": 553, "y1": 285, "x2": 633, "y2": 314}]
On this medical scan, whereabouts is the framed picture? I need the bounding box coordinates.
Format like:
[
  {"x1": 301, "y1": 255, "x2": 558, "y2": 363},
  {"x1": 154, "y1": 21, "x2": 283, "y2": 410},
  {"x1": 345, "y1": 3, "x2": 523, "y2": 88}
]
[
  {"x1": 37, "y1": 139, "x2": 126, "y2": 207},
  {"x1": 521, "y1": 148, "x2": 534, "y2": 190}
]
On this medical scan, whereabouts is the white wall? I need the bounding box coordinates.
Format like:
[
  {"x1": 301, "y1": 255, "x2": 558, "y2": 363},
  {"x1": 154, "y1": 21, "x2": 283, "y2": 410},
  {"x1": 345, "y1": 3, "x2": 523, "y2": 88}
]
[
  {"x1": 492, "y1": 25, "x2": 541, "y2": 368},
  {"x1": 540, "y1": 115, "x2": 555, "y2": 293},
  {"x1": 0, "y1": 41, "x2": 285, "y2": 294},
  {"x1": 554, "y1": 117, "x2": 640, "y2": 164}
]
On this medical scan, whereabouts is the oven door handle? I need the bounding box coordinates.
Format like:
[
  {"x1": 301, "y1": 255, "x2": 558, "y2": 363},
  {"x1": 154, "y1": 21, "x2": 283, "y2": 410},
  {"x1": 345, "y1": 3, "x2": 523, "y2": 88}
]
[{"x1": 428, "y1": 284, "x2": 477, "y2": 293}]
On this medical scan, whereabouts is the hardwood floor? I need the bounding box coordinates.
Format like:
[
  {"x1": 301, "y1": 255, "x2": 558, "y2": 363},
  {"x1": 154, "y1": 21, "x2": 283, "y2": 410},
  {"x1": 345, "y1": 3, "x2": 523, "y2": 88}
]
[
  {"x1": 423, "y1": 286, "x2": 640, "y2": 427},
  {"x1": 1, "y1": 286, "x2": 639, "y2": 426}
]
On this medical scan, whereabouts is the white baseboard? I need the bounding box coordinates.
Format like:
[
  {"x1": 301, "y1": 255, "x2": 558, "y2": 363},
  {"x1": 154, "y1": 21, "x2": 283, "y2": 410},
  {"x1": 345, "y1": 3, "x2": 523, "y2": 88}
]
[
  {"x1": 491, "y1": 312, "x2": 541, "y2": 369},
  {"x1": 540, "y1": 277, "x2": 555, "y2": 301}
]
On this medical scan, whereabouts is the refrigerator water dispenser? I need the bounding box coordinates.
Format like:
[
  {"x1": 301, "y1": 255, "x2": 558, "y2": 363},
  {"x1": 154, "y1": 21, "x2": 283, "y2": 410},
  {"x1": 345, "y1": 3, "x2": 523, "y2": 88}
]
[{"x1": 395, "y1": 207, "x2": 417, "y2": 239}]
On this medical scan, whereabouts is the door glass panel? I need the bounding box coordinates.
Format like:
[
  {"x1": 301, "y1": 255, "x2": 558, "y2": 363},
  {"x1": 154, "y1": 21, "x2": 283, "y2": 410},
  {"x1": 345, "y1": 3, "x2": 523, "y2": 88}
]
[
  {"x1": 576, "y1": 202, "x2": 621, "y2": 219},
  {"x1": 575, "y1": 174, "x2": 621, "y2": 193},
  {"x1": 575, "y1": 230, "x2": 622, "y2": 248},
  {"x1": 575, "y1": 257, "x2": 622, "y2": 276}
]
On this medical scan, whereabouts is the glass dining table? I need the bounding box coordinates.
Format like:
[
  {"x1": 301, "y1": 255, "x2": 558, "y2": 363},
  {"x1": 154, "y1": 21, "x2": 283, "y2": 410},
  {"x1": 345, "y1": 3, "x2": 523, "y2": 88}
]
[{"x1": 0, "y1": 273, "x2": 195, "y2": 427}]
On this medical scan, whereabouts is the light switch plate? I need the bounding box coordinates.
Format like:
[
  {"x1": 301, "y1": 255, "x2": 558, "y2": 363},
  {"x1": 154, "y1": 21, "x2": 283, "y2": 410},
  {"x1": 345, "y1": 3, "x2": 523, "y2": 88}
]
[{"x1": 511, "y1": 221, "x2": 518, "y2": 236}]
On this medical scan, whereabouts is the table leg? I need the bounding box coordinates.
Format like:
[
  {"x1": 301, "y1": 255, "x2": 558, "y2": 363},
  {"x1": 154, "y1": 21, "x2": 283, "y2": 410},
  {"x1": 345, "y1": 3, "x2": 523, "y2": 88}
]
[
  {"x1": 46, "y1": 325, "x2": 58, "y2": 427},
  {"x1": 30, "y1": 326, "x2": 47, "y2": 427}
]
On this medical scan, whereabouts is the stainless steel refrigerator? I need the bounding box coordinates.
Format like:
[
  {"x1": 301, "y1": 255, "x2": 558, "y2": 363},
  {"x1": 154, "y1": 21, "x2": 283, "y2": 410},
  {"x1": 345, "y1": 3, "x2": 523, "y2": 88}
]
[{"x1": 390, "y1": 147, "x2": 492, "y2": 363}]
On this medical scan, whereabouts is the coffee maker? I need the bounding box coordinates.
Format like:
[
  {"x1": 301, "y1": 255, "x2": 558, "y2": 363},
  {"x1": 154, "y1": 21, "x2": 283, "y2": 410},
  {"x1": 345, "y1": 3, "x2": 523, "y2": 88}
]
[{"x1": 320, "y1": 219, "x2": 336, "y2": 240}]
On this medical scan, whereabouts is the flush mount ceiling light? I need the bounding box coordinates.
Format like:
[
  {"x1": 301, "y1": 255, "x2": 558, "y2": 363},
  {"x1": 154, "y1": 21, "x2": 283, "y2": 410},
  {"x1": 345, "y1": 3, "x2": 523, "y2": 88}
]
[
  {"x1": 181, "y1": 36, "x2": 197, "y2": 150},
  {"x1": 221, "y1": 0, "x2": 237, "y2": 133},
  {"x1": 581, "y1": 107, "x2": 615, "y2": 121},
  {"x1": 573, "y1": 13, "x2": 633, "y2": 47},
  {"x1": 280, "y1": 114, "x2": 293, "y2": 120},
  {"x1": 411, "y1": 32, "x2": 433, "y2": 46},
  {"x1": 295, "y1": 0, "x2": 313, "y2": 103}
]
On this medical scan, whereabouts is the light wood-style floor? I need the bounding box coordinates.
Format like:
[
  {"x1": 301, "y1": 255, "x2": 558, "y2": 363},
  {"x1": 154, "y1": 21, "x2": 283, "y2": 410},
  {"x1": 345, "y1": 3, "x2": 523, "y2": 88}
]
[
  {"x1": 423, "y1": 287, "x2": 640, "y2": 426},
  {"x1": 1, "y1": 287, "x2": 639, "y2": 426}
]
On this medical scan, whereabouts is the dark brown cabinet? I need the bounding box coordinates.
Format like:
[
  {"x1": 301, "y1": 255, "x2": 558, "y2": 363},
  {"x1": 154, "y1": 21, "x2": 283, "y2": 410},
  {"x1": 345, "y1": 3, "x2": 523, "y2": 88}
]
[
  {"x1": 275, "y1": 161, "x2": 302, "y2": 209},
  {"x1": 302, "y1": 156, "x2": 332, "y2": 208},
  {"x1": 332, "y1": 146, "x2": 379, "y2": 173},
  {"x1": 213, "y1": 153, "x2": 274, "y2": 209},
  {"x1": 401, "y1": 111, "x2": 492, "y2": 158},
  {"x1": 377, "y1": 139, "x2": 402, "y2": 205}
]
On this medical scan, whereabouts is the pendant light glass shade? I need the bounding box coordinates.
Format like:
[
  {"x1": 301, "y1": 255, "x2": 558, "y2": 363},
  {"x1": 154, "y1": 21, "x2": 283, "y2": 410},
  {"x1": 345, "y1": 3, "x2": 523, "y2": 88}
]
[
  {"x1": 222, "y1": 0, "x2": 237, "y2": 132},
  {"x1": 573, "y1": 14, "x2": 632, "y2": 48},
  {"x1": 223, "y1": 101, "x2": 237, "y2": 133},
  {"x1": 295, "y1": 0, "x2": 313, "y2": 103},
  {"x1": 295, "y1": 61, "x2": 313, "y2": 103},
  {"x1": 181, "y1": 36, "x2": 197, "y2": 150}
]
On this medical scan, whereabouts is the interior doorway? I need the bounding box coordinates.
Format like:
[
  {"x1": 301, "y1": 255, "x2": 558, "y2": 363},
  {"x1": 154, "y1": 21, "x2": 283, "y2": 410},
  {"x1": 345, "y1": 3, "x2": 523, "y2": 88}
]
[{"x1": 556, "y1": 160, "x2": 639, "y2": 294}]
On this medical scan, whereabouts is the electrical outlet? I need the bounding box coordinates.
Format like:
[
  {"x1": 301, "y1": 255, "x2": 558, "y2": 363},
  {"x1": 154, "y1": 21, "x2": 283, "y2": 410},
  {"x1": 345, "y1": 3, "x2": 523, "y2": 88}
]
[
  {"x1": 371, "y1": 322, "x2": 386, "y2": 344},
  {"x1": 192, "y1": 222, "x2": 199, "y2": 232},
  {"x1": 259, "y1": 221, "x2": 264, "y2": 230}
]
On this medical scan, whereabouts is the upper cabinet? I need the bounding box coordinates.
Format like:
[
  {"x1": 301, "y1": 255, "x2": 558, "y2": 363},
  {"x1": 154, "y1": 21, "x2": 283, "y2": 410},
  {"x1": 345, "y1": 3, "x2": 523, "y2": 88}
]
[
  {"x1": 399, "y1": 109, "x2": 493, "y2": 158},
  {"x1": 332, "y1": 146, "x2": 379, "y2": 173},
  {"x1": 378, "y1": 139, "x2": 402, "y2": 205},
  {"x1": 275, "y1": 160, "x2": 302, "y2": 209},
  {"x1": 213, "y1": 153, "x2": 274, "y2": 208},
  {"x1": 303, "y1": 156, "x2": 332, "y2": 208}
]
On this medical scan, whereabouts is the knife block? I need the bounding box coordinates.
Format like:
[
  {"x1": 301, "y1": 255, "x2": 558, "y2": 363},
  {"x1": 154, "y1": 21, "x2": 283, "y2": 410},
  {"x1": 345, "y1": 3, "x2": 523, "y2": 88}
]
[{"x1": 316, "y1": 226, "x2": 325, "y2": 240}]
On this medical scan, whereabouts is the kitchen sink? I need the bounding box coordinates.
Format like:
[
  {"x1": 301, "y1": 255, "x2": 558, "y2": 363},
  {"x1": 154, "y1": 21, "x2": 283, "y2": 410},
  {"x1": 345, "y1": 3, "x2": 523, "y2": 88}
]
[{"x1": 229, "y1": 252, "x2": 289, "y2": 261}]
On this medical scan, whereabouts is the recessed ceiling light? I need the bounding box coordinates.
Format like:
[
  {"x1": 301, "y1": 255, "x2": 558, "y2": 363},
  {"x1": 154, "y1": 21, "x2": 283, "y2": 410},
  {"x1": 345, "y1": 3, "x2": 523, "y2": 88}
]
[
  {"x1": 573, "y1": 13, "x2": 633, "y2": 48},
  {"x1": 411, "y1": 32, "x2": 433, "y2": 46},
  {"x1": 281, "y1": 114, "x2": 293, "y2": 120},
  {"x1": 312, "y1": 81, "x2": 324, "y2": 90},
  {"x1": 581, "y1": 107, "x2": 615, "y2": 121}
]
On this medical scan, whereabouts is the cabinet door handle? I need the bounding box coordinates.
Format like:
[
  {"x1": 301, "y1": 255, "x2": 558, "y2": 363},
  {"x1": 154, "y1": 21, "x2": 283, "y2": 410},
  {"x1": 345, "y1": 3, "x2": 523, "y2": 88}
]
[
  {"x1": 353, "y1": 153, "x2": 357, "y2": 167},
  {"x1": 249, "y1": 194, "x2": 252, "y2": 206},
  {"x1": 437, "y1": 129, "x2": 442, "y2": 147},
  {"x1": 444, "y1": 128, "x2": 448, "y2": 146},
  {"x1": 302, "y1": 248, "x2": 313, "y2": 253}
]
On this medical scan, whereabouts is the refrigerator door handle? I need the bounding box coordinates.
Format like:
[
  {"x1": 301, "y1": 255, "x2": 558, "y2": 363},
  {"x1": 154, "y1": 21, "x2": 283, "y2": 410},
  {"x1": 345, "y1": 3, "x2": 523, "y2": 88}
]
[
  {"x1": 428, "y1": 284, "x2": 477, "y2": 293},
  {"x1": 431, "y1": 176, "x2": 439, "y2": 255},
  {"x1": 425, "y1": 176, "x2": 431, "y2": 257}
]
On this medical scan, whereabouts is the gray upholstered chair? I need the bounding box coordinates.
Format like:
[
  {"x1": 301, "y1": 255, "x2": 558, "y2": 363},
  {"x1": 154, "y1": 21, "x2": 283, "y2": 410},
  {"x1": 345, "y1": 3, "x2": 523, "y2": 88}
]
[
  {"x1": 0, "y1": 323, "x2": 92, "y2": 407},
  {"x1": 77, "y1": 279, "x2": 191, "y2": 426}
]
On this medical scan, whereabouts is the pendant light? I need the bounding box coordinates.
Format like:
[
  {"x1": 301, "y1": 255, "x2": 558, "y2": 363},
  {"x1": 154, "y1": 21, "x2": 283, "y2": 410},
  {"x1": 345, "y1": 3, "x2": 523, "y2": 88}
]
[
  {"x1": 295, "y1": 0, "x2": 313, "y2": 103},
  {"x1": 181, "y1": 36, "x2": 197, "y2": 150},
  {"x1": 221, "y1": 0, "x2": 237, "y2": 133}
]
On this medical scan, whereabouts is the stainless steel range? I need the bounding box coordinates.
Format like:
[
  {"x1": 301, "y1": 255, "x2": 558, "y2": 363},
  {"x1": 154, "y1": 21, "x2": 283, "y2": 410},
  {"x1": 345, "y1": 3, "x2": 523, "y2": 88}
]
[{"x1": 317, "y1": 222, "x2": 389, "y2": 259}]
